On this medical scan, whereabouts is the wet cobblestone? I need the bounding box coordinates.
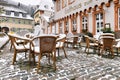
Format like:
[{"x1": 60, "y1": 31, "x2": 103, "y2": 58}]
[{"x1": 1, "y1": 43, "x2": 120, "y2": 80}]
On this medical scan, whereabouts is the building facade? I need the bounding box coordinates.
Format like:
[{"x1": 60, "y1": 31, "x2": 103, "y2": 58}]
[
  {"x1": 34, "y1": 0, "x2": 54, "y2": 34},
  {"x1": 49, "y1": 0, "x2": 119, "y2": 35},
  {"x1": 0, "y1": 0, "x2": 33, "y2": 33}
]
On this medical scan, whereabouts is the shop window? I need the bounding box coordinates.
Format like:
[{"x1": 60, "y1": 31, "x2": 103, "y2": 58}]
[
  {"x1": 96, "y1": 13, "x2": 104, "y2": 33},
  {"x1": 59, "y1": 22, "x2": 63, "y2": 33},
  {"x1": 65, "y1": 20, "x2": 69, "y2": 31},
  {"x1": 72, "y1": 18, "x2": 77, "y2": 31},
  {"x1": 118, "y1": 8, "x2": 120, "y2": 29},
  {"x1": 82, "y1": 16, "x2": 88, "y2": 31}
]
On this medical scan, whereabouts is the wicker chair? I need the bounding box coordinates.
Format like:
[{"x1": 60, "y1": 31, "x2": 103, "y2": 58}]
[
  {"x1": 56, "y1": 34, "x2": 67, "y2": 58},
  {"x1": 84, "y1": 35, "x2": 99, "y2": 54},
  {"x1": 100, "y1": 36, "x2": 115, "y2": 58},
  {"x1": 8, "y1": 34, "x2": 30, "y2": 64},
  {"x1": 114, "y1": 31, "x2": 120, "y2": 39},
  {"x1": 65, "y1": 32, "x2": 74, "y2": 47},
  {"x1": 98, "y1": 33, "x2": 114, "y2": 42},
  {"x1": 30, "y1": 35, "x2": 57, "y2": 73}
]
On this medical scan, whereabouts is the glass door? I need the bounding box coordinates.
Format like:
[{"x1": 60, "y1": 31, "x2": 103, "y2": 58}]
[{"x1": 96, "y1": 13, "x2": 103, "y2": 34}]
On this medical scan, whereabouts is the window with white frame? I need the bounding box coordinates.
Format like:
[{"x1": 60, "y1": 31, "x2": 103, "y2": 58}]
[
  {"x1": 82, "y1": 16, "x2": 88, "y2": 30},
  {"x1": 118, "y1": 8, "x2": 120, "y2": 29},
  {"x1": 59, "y1": 22, "x2": 63, "y2": 33},
  {"x1": 72, "y1": 18, "x2": 77, "y2": 31},
  {"x1": 96, "y1": 13, "x2": 103, "y2": 33},
  {"x1": 62, "y1": 0, "x2": 67, "y2": 8},
  {"x1": 52, "y1": 26, "x2": 55, "y2": 34},
  {"x1": 65, "y1": 20, "x2": 69, "y2": 31}
]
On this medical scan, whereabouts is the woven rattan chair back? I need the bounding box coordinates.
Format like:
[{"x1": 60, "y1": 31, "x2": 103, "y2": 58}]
[
  {"x1": 102, "y1": 37, "x2": 114, "y2": 48},
  {"x1": 39, "y1": 36, "x2": 57, "y2": 53},
  {"x1": 30, "y1": 35, "x2": 57, "y2": 73},
  {"x1": 101, "y1": 36, "x2": 115, "y2": 57}
]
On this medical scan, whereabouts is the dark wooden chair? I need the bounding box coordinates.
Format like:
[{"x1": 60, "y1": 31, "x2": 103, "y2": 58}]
[{"x1": 30, "y1": 35, "x2": 57, "y2": 73}]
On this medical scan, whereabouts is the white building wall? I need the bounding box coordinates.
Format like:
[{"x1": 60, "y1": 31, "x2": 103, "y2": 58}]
[
  {"x1": 105, "y1": 2, "x2": 115, "y2": 31},
  {"x1": 77, "y1": 14, "x2": 80, "y2": 33},
  {"x1": 68, "y1": 17, "x2": 71, "y2": 33},
  {"x1": 54, "y1": 0, "x2": 108, "y2": 20},
  {"x1": 88, "y1": 13, "x2": 93, "y2": 33}
]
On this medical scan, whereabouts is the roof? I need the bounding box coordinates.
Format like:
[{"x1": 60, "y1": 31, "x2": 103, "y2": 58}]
[
  {"x1": 0, "y1": 5, "x2": 33, "y2": 20},
  {"x1": 34, "y1": 0, "x2": 54, "y2": 13},
  {"x1": 0, "y1": 14, "x2": 33, "y2": 20},
  {"x1": 4, "y1": 6, "x2": 27, "y2": 13}
]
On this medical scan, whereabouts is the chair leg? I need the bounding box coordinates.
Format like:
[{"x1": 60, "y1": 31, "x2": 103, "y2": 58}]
[
  {"x1": 100, "y1": 48, "x2": 104, "y2": 57},
  {"x1": 25, "y1": 52, "x2": 27, "y2": 59},
  {"x1": 33, "y1": 54, "x2": 35, "y2": 65},
  {"x1": 84, "y1": 47, "x2": 87, "y2": 52},
  {"x1": 48, "y1": 53, "x2": 51, "y2": 64},
  {"x1": 12, "y1": 50, "x2": 17, "y2": 65},
  {"x1": 37, "y1": 53, "x2": 42, "y2": 73},
  {"x1": 29, "y1": 53, "x2": 31, "y2": 65},
  {"x1": 53, "y1": 51, "x2": 56, "y2": 70},
  {"x1": 87, "y1": 47, "x2": 89, "y2": 55},
  {"x1": 57, "y1": 48, "x2": 60, "y2": 57},
  {"x1": 116, "y1": 48, "x2": 119, "y2": 55},
  {"x1": 10, "y1": 43, "x2": 12, "y2": 51},
  {"x1": 62, "y1": 47, "x2": 67, "y2": 58},
  {"x1": 111, "y1": 49, "x2": 114, "y2": 58}
]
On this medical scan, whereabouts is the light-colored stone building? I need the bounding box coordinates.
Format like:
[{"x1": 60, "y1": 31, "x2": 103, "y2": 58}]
[
  {"x1": 33, "y1": 0, "x2": 54, "y2": 34},
  {"x1": 0, "y1": 0, "x2": 33, "y2": 33},
  {"x1": 50, "y1": 0, "x2": 119, "y2": 35}
]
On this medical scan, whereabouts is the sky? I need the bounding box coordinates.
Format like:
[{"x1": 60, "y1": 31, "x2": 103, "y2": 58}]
[{"x1": 12, "y1": 0, "x2": 41, "y2": 5}]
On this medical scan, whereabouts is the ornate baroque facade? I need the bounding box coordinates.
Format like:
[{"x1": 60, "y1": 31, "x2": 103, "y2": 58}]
[
  {"x1": 49, "y1": 0, "x2": 119, "y2": 35},
  {"x1": 0, "y1": 0, "x2": 33, "y2": 32}
]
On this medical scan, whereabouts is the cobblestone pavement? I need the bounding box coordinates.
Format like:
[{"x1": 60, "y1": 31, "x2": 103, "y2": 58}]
[{"x1": 1, "y1": 43, "x2": 120, "y2": 80}]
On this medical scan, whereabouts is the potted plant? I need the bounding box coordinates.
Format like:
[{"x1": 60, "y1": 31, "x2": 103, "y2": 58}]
[{"x1": 101, "y1": 27, "x2": 113, "y2": 33}]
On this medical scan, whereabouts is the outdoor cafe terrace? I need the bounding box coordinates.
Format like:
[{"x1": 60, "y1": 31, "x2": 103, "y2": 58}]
[{"x1": 1, "y1": 32, "x2": 120, "y2": 80}]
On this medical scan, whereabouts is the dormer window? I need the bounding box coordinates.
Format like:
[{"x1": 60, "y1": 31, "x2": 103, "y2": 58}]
[
  {"x1": 22, "y1": 13, "x2": 26, "y2": 17},
  {"x1": 51, "y1": 7, "x2": 54, "y2": 10},
  {"x1": 6, "y1": 11, "x2": 11, "y2": 15},
  {"x1": 44, "y1": 5, "x2": 48, "y2": 9},
  {"x1": 14, "y1": 12, "x2": 19, "y2": 16}
]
